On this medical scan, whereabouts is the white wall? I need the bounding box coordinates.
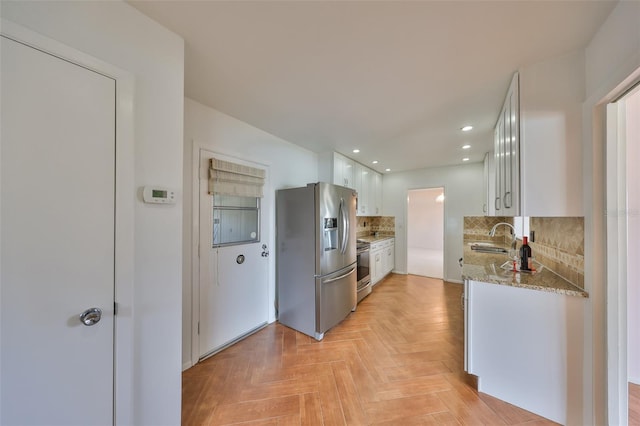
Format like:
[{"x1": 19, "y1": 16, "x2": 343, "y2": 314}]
[
  {"x1": 182, "y1": 98, "x2": 318, "y2": 368},
  {"x1": 519, "y1": 49, "x2": 585, "y2": 217},
  {"x1": 407, "y1": 188, "x2": 444, "y2": 250},
  {"x1": 383, "y1": 162, "x2": 484, "y2": 282},
  {"x1": 1, "y1": 2, "x2": 185, "y2": 425},
  {"x1": 583, "y1": 1, "x2": 640, "y2": 423},
  {"x1": 627, "y1": 88, "x2": 640, "y2": 385}
]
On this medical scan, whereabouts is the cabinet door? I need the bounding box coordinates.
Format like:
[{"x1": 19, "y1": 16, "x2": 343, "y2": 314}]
[
  {"x1": 505, "y1": 76, "x2": 520, "y2": 216},
  {"x1": 354, "y1": 163, "x2": 364, "y2": 216},
  {"x1": 493, "y1": 72, "x2": 520, "y2": 216},
  {"x1": 343, "y1": 157, "x2": 355, "y2": 189},
  {"x1": 503, "y1": 104, "x2": 512, "y2": 213},
  {"x1": 372, "y1": 172, "x2": 382, "y2": 216},
  {"x1": 333, "y1": 153, "x2": 355, "y2": 189},
  {"x1": 355, "y1": 164, "x2": 379, "y2": 216},
  {"x1": 383, "y1": 242, "x2": 395, "y2": 274},
  {"x1": 360, "y1": 165, "x2": 370, "y2": 215},
  {"x1": 371, "y1": 250, "x2": 383, "y2": 284},
  {"x1": 494, "y1": 112, "x2": 504, "y2": 214},
  {"x1": 333, "y1": 153, "x2": 345, "y2": 186}
]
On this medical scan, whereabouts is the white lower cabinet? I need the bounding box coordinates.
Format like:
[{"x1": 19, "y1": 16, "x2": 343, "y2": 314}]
[
  {"x1": 371, "y1": 238, "x2": 394, "y2": 285},
  {"x1": 372, "y1": 249, "x2": 383, "y2": 284},
  {"x1": 464, "y1": 280, "x2": 584, "y2": 425},
  {"x1": 383, "y1": 241, "x2": 394, "y2": 274}
]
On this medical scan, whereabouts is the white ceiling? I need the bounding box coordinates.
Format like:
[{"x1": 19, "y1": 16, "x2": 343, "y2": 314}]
[{"x1": 129, "y1": 0, "x2": 616, "y2": 174}]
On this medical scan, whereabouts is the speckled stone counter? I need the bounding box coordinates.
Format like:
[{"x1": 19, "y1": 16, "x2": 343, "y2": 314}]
[
  {"x1": 462, "y1": 243, "x2": 588, "y2": 298},
  {"x1": 357, "y1": 235, "x2": 394, "y2": 244}
]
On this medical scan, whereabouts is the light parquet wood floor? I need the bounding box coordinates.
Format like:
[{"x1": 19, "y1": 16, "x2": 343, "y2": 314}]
[
  {"x1": 631, "y1": 383, "x2": 640, "y2": 425},
  {"x1": 183, "y1": 274, "x2": 560, "y2": 425}
]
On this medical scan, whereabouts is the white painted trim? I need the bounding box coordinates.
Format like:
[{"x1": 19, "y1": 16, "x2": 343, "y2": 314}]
[
  {"x1": 1, "y1": 19, "x2": 136, "y2": 425},
  {"x1": 582, "y1": 51, "x2": 640, "y2": 424},
  {"x1": 598, "y1": 66, "x2": 640, "y2": 426},
  {"x1": 606, "y1": 101, "x2": 629, "y2": 426},
  {"x1": 190, "y1": 139, "x2": 201, "y2": 369}
]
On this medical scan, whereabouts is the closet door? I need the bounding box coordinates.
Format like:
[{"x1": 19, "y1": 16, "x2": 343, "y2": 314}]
[{"x1": 1, "y1": 36, "x2": 116, "y2": 424}]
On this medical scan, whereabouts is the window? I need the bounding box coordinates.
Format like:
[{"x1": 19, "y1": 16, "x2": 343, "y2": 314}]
[{"x1": 212, "y1": 194, "x2": 260, "y2": 247}]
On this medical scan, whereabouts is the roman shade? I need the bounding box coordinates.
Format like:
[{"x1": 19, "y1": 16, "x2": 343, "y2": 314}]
[{"x1": 208, "y1": 158, "x2": 265, "y2": 198}]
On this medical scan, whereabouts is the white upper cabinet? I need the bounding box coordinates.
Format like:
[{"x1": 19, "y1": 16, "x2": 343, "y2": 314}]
[
  {"x1": 493, "y1": 72, "x2": 520, "y2": 217},
  {"x1": 371, "y1": 171, "x2": 382, "y2": 216},
  {"x1": 518, "y1": 51, "x2": 584, "y2": 216},
  {"x1": 354, "y1": 162, "x2": 369, "y2": 215},
  {"x1": 334, "y1": 153, "x2": 355, "y2": 189},
  {"x1": 319, "y1": 152, "x2": 355, "y2": 189},
  {"x1": 490, "y1": 53, "x2": 584, "y2": 217},
  {"x1": 319, "y1": 152, "x2": 383, "y2": 216},
  {"x1": 483, "y1": 151, "x2": 495, "y2": 216}
]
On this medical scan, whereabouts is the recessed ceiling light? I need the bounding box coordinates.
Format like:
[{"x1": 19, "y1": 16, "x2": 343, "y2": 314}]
[
  {"x1": 462, "y1": 157, "x2": 470, "y2": 162},
  {"x1": 461, "y1": 125, "x2": 473, "y2": 132},
  {"x1": 353, "y1": 149, "x2": 360, "y2": 153},
  {"x1": 372, "y1": 160, "x2": 378, "y2": 164},
  {"x1": 462, "y1": 144, "x2": 471, "y2": 150},
  {"x1": 385, "y1": 168, "x2": 391, "y2": 172}
]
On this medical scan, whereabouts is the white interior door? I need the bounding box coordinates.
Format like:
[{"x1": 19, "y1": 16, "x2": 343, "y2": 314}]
[
  {"x1": 198, "y1": 149, "x2": 269, "y2": 359},
  {"x1": 1, "y1": 36, "x2": 115, "y2": 424}
]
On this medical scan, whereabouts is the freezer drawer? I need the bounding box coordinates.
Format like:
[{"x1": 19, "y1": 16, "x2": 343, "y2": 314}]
[{"x1": 315, "y1": 264, "x2": 357, "y2": 339}]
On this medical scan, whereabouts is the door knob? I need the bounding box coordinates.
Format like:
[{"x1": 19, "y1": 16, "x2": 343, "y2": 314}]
[{"x1": 79, "y1": 307, "x2": 102, "y2": 326}]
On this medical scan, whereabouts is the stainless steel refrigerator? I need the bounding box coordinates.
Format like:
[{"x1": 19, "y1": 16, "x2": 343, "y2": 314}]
[{"x1": 276, "y1": 182, "x2": 357, "y2": 340}]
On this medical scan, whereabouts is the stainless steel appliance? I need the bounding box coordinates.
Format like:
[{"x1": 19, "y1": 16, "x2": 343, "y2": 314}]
[
  {"x1": 276, "y1": 182, "x2": 357, "y2": 340},
  {"x1": 356, "y1": 241, "x2": 371, "y2": 303}
]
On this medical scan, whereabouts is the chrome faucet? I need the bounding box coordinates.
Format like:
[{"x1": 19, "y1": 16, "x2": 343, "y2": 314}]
[{"x1": 489, "y1": 222, "x2": 517, "y2": 250}]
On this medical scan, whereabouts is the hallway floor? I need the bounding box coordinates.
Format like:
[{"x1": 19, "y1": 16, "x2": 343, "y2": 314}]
[
  {"x1": 407, "y1": 247, "x2": 443, "y2": 279},
  {"x1": 631, "y1": 382, "x2": 640, "y2": 425},
  {"x1": 182, "y1": 274, "x2": 558, "y2": 425}
]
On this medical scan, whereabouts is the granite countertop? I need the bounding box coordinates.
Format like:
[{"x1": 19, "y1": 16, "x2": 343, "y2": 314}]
[
  {"x1": 357, "y1": 235, "x2": 394, "y2": 244},
  {"x1": 462, "y1": 242, "x2": 589, "y2": 298}
]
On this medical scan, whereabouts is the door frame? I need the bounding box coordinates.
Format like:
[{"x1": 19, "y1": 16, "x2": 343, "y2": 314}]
[
  {"x1": 1, "y1": 19, "x2": 135, "y2": 424},
  {"x1": 606, "y1": 77, "x2": 640, "y2": 426},
  {"x1": 189, "y1": 141, "x2": 271, "y2": 368}
]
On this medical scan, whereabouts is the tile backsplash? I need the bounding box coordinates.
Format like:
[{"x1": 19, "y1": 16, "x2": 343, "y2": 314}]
[
  {"x1": 528, "y1": 217, "x2": 584, "y2": 288},
  {"x1": 463, "y1": 216, "x2": 515, "y2": 244},
  {"x1": 357, "y1": 216, "x2": 395, "y2": 238}
]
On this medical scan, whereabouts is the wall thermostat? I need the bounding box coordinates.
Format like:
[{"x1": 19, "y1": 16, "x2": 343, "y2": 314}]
[{"x1": 143, "y1": 186, "x2": 176, "y2": 204}]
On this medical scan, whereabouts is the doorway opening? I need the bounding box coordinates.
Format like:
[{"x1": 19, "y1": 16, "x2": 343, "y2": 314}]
[
  {"x1": 407, "y1": 187, "x2": 444, "y2": 279},
  {"x1": 606, "y1": 77, "x2": 640, "y2": 425}
]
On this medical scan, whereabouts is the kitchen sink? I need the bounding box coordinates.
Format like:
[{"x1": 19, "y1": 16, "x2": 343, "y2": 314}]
[{"x1": 468, "y1": 242, "x2": 508, "y2": 254}]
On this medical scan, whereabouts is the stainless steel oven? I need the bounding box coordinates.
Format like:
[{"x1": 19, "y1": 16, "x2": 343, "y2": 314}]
[{"x1": 356, "y1": 241, "x2": 371, "y2": 303}]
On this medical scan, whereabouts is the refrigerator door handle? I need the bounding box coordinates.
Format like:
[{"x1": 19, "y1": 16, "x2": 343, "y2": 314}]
[
  {"x1": 338, "y1": 198, "x2": 345, "y2": 254},
  {"x1": 344, "y1": 199, "x2": 350, "y2": 253},
  {"x1": 322, "y1": 267, "x2": 356, "y2": 284}
]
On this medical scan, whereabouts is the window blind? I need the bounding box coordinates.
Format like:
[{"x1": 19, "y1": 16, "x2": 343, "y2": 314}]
[{"x1": 208, "y1": 158, "x2": 265, "y2": 198}]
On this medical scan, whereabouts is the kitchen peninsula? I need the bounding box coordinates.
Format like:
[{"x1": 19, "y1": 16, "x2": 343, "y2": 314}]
[
  {"x1": 461, "y1": 216, "x2": 587, "y2": 425},
  {"x1": 462, "y1": 244, "x2": 587, "y2": 297}
]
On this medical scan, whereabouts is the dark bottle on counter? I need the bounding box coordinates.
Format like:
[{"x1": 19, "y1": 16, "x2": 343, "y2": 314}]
[{"x1": 520, "y1": 236, "x2": 532, "y2": 271}]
